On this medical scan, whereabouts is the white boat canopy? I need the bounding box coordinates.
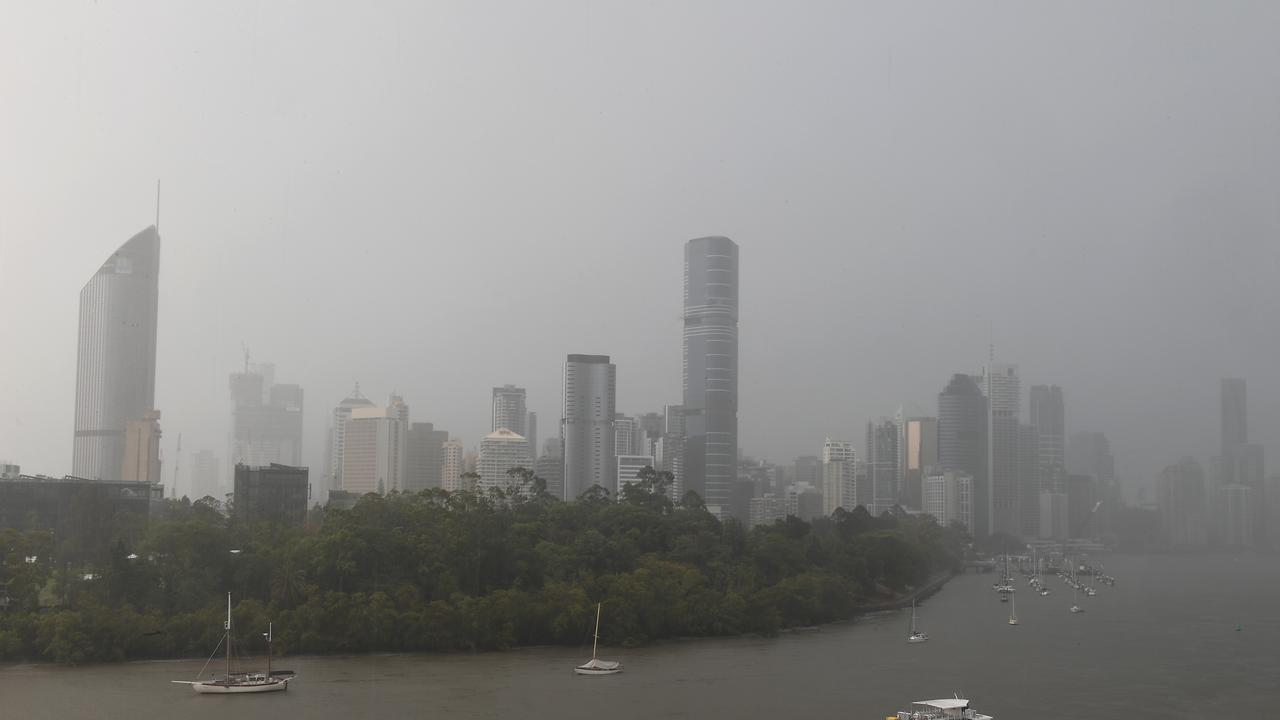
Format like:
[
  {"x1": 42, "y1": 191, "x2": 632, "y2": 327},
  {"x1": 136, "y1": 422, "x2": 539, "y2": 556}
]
[{"x1": 915, "y1": 699, "x2": 970, "y2": 710}]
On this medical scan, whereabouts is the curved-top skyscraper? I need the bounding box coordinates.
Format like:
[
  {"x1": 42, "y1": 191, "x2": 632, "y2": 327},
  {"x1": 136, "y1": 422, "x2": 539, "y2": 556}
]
[
  {"x1": 72, "y1": 226, "x2": 161, "y2": 480},
  {"x1": 682, "y1": 236, "x2": 738, "y2": 518}
]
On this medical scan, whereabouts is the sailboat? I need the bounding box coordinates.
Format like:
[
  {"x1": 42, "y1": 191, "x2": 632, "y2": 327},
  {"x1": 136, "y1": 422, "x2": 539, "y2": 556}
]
[
  {"x1": 1070, "y1": 585, "x2": 1084, "y2": 614},
  {"x1": 907, "y1": 599, "x2": 929, "y2": 643},
  {"x1": 1008, "y1": 590, "x2": 1019, "y2": 625},
  {"x1": 574, "y1": 603, "x2": 621, "y2": 675},
  {"x1": 172, "y1": 593, "x2": 295, "y2": 694}
]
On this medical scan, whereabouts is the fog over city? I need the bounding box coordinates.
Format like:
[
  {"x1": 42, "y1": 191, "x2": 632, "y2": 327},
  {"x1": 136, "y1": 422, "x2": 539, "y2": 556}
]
[{"x1": 3, "y1": 1, "x2": 1279, "y2": 500}]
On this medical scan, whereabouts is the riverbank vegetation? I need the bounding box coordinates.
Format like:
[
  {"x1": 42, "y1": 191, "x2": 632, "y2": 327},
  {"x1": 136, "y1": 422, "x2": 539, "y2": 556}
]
[{"x1": 0, "y1": 469, "x2": 967, "y2": 663}]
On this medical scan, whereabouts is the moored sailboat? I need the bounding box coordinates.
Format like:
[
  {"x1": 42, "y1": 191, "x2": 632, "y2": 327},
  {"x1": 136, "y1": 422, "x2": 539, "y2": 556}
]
[
  {"x1": 907, "y1": 599, "x2": 929, "y2": 643},
  {"x1": 574, "y1": 603, "x2": 621, "y2": 676},
  {"x1": 172, "y1": 593, "x2": 295, "y2": 694}
]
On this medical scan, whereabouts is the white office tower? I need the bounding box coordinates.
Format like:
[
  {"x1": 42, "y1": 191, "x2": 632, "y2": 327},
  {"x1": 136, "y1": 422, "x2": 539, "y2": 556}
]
[
  {"x1": 326, "y1": 385, "x2": 375, "y2": 492},
  {"x1": 477, "y1": 428, "x2": 532, "y2": 494},
  {"x1": 441, "y1": 438, "x2": 465, "y2": 492},
  {"x1": 925, "y1": 470, "x2": 974, "y2": 533},
  {"x1": 341, "y1": 400, "x2": 408, "y2": 495}
]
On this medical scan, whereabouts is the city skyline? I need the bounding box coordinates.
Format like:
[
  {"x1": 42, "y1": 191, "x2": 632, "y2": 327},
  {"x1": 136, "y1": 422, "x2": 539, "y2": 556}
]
[{"x1": 4, "y1": 3, "x2": 1280, "y2": 502}]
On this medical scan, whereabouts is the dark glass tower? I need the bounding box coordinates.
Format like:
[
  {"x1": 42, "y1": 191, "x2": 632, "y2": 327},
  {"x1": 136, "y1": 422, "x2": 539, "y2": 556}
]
[
  {"x1": 682, "y1": 236, "x2": 738, "y2": 518},
  {"x1": 938, "y1": 373, "x2": 988, "y2": 537},
  {"x1": 72, "y1": 226, "x2": 161, "y2": 481}
]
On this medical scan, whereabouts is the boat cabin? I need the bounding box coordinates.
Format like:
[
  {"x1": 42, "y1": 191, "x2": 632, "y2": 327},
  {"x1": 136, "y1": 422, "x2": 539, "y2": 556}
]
[{"x1": 894, "y1": 698, "x2": 994, "y2": 720}]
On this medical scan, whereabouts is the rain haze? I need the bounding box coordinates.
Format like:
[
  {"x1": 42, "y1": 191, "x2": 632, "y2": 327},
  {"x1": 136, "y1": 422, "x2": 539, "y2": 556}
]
[{"x1": 2, "y1": 0, "x2": 1279, "y2": 500}]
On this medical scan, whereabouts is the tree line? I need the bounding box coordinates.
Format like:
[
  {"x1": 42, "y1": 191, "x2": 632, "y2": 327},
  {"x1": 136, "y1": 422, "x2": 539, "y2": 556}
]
[{"x1": 0, "y1": 467, "x2": 968, "y2": 663}]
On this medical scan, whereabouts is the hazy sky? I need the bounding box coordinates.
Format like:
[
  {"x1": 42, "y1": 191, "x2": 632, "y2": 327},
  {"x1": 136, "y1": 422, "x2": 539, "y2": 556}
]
[{"x1": 3, "y1": 1, "x2": 1278, "y2": 499}]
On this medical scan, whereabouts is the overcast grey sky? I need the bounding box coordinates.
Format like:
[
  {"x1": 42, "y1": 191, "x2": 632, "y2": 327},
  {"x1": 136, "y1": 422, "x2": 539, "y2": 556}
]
[{"x1": 2, "y1": 1, "x2": 1278, "y2": 499}]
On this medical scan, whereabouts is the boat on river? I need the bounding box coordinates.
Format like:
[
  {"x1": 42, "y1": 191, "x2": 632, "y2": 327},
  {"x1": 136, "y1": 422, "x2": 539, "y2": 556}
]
[
  {"x1": 172, "y1": 593, "x2": 294, "y2": 694},
  {"x1": 574, "y1": 603, "x2": 621, "y2": 675},
  {"x1": 889, "y1": 697, "x2": 994, "y2": 720},
  {"x1": 907, "y1": 599, "x2": 929, "y2": 643}
]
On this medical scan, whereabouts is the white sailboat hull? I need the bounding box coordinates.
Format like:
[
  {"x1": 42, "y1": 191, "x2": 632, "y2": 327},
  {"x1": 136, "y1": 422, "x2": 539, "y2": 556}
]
[
  {"x1": 187, "y1": 677, "x2": 291, "y2": 694},
  {"x1": 573, "y1": 665, "x2": 622, "y2": 676}
]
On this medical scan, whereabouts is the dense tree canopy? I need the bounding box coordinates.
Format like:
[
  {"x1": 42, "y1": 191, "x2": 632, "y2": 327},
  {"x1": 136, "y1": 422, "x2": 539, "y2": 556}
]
[{"x1": 0, "y1": 467, "x2": 964, "y2": 663}]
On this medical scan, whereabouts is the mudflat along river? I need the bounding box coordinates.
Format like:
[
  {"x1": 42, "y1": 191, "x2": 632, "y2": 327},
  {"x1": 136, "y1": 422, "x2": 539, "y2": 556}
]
[{"x1": 2, "y1": 554, "x2": 1276, "y2": 719}]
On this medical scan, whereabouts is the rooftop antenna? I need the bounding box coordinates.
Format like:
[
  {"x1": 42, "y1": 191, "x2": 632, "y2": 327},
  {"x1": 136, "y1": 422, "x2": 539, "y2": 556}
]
[
  {"x1": 155, "y1": 179, "x2": 161, "y2": 232},
  {"x1": 241, "y1": 343, "x2": 250, "y2": 374}
]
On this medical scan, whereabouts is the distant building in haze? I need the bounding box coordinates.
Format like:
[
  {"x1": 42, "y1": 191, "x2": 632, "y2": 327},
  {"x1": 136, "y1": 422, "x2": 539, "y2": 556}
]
[
  {"x1": 341, "y1": 399, "x2": 408, "y2": 495},
  {"x1": 821, "y1": 438, "x2": 856, "y2": 515},
  {"x1": 1158, "y1": 457, "x2": 1208, "y2": 549},
  {"x1": 233, "y1": 463, "x2": 309, "y2": 526},
  {"x1": 562, "y1": 354, "x2": 616, "y2": 500},
  {"x1": 979, "y1": 362, "x2": 1021, "y2": 537},
  {"x1": 441, "y1": 438, "x2": 465, "y2": 492},
  {"x1": 230, "y1": 361, "x2": 304, "y2": 469},
  {"x1": 72, "y1": 226, "x2": 161, "y2": 482},
  {"x1": 406, "y1": 421, "x2": 449, "y2": 492},
  {"x1": 491, "y1": 385, "x2": 527, "y2": 436},
  {"x1": 191, "y1": 449, "x2": 222, "y2": 500},
  {"x1": 325, "y1": 386, "x2": 376, "y2": 492},
  {"x1": 122, "y1": 410, "x2": 163, "y2": 485},
  {"x1": 682, "y1": 236, "x2": 739, "y2": 519},
  {"x1": 1017, "y1": 423, "x2": 1040, "y2": 539},
  {"x1": 866, "y1": 419, "x2": 899, "y2": 515},
  {"x1": 903, "y1": 418, "x2": 937, "y2": 511},
  {"x1": 617, "y1": 455, "x2": 656, "y2": 492},
  {"x1": 536, "y1": 438, "x2": 565, "y2": 500},
  {"x1": 938, "y1": 373, "x2": 988, "y2": 537},
  {"x1": 477, "y1": 429, "x2": 532, "y2": 494},
  {"x1": 526, "y1": 412, "x2": 538, "y2": 462},
  {"x1": 924, "y1": 470, "x2": 974, "y2": 533}
]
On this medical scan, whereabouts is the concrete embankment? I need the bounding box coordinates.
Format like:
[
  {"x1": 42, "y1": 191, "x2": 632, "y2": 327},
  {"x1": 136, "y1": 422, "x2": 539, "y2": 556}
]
[{"x1": 855, "y1": 571, "x2": 955, "y2": 614}]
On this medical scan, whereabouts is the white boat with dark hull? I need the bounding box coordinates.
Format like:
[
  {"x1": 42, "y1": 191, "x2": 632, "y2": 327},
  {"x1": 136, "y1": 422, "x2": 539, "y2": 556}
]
[
  {"x1": 891, "y1": 698, "x2": 994, "y2": 720},
  {"x1": 574, "y1": 603, "x2": 621, "y2": 676},
  {"x1": 173, "y1": 593, "x2": 295, "y2": 694}
]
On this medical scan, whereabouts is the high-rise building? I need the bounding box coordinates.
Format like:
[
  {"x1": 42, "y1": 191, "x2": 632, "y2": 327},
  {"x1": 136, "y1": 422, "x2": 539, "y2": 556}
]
[
  {"x1": 230, "y1": 362, "x2": 303, "y2": 469},
  {"x1": 491, "y1": 385, "x2": 527, "y2": 436},
  {"x1": 938, "y1": 374, "x2": 988, "y2": 537},
  {"x1": 121, "y1": 410, "x2": 163, "y2": 484},
  {"x1": 1221, "y1": 378, "x2": 1248, "y2": 461},
  {"x1": 233, "y1": 463, "x2": 309, "y2": 526},
  {"x1": 536, "y1": 438, "x2": 564, "y2": 500},
  {"x1": 190, "y1": 450, "x2": 222, "y2": 500},
  {"x1": 562, "y1": 354, "x2": 616, "y2": 500},
  {"x1": 749, "y1": 495, "x2": 789, "y2": 529},
  {"x1": 526, "y1": 411, "x2": 538, "y2": 462},
  {"x1": 865, "y1": 419, "x2": 899, "y2": 514},
  {"x1": 1017, "y1": 423, "x2": 1040, "y2": 539},
  {"x1": 1029, "y1": 385, "x2": 1065, "y2": 494},
  {"x1": 1158, "y1": 457, "x2": 1208, "y2": 549},
  {"x1": 72, "y1": 226, "x2": 161, "y2": 481},
  {"x1": 325, "y1": 386, "x2": 375, "y2": 492},
  {"x1": 613, "y1": 414, "x2": 647, "y2": 456},
  {"x1": 477, "y1": 429, "x2": 532, "y2": 494},
  {"x1": 903, "y1": 418, "x2": 937, "y2": 510},
  {"x1": 821, "y1": 438, "x2": 856, "y2": 515},
  {"x1": 341, "y1": 401, "x2": 407, "y2": 495},
  {"x1": 924, "y1": 470, "x2": 974, "y2": 533},
  {"x1": 661, "y1": 404, "x2": 686, "y2": 496},
  {"x1": 682, "y1": 236, "x2": 739, "y2": 519},
  {"x1": 441, "y1": 439, "x2": 465, "y2": 492},
  {"x1": 406, "y1": 422, "x2": 449, "y2": 492},
  {"x1": 979, "y1": 363, "x2": 1021, "y2": 537},
  {"x1": 1066, "y1": 431, "x2": 1118, "y2": 534},
  {"x1": 617, "y1": 454, "x2": 656, "y2": 492}
]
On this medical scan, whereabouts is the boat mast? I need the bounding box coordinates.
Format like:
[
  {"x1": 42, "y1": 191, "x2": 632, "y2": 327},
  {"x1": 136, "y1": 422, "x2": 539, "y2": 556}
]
[
  {"x1": 592, "y1": 603, "x2": 601, "y2": 660},
  {"x1": 266, "y1": 622, "x2": 272, "y2": 678},
  {"x1": 225, "y1": 592, "x2": 232, "y2": 677}
]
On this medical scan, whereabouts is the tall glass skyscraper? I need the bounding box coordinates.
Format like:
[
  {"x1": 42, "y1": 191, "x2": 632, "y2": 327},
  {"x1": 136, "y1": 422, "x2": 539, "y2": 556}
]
[
  {"x1": 72, "y1": 226, "x2": 161, "y2": 481},
  {"x1": 682, "y1": 236, "x2": 738, "y2": 518}
]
